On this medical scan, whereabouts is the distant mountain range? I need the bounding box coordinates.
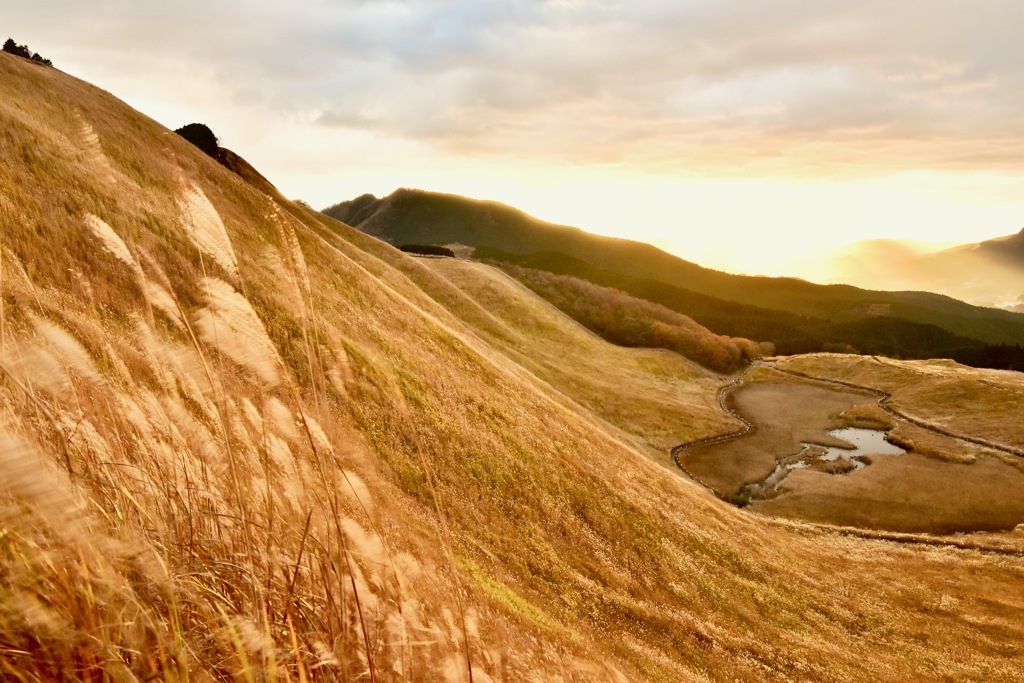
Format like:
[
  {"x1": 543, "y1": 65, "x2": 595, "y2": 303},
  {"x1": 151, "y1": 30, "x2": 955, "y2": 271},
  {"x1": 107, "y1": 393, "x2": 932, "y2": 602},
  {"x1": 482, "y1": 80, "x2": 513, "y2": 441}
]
[
  {"x1": 324, "y1": 189, "x2": 1024, "y2": 369},
  {"x1": 832, "y1": 230, "x2": 1024, "y2": 312}
]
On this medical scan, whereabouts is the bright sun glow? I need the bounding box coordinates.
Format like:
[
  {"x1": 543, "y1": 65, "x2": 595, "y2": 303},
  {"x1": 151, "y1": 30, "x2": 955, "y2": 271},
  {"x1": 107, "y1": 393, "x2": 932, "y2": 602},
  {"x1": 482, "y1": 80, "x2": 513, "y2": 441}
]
[{"x1": 274, "y1": 131, "x2": 1024, "y2": 283}]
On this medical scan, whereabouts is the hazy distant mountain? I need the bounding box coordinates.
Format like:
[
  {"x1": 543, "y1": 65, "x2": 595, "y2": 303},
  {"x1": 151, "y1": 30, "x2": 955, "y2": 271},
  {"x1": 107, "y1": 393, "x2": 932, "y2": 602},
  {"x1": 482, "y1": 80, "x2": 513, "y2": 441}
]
[
  {"x1": 834, "y1": 230, "x2": 1024, "y2": 312},
  {"x1": 970, "y1": 228, "x2": 1024, "y2": 263},
  {"x1": 324, "y1": 189, "x2": 1024, "y2": 364}
]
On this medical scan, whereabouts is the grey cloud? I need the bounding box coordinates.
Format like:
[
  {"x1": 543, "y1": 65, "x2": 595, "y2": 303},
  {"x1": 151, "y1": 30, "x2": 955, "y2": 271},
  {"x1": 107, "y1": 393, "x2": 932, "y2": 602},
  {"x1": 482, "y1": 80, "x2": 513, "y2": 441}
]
[{"x1": 11, "y1": 0, "x2": 1024, "y2": 175}]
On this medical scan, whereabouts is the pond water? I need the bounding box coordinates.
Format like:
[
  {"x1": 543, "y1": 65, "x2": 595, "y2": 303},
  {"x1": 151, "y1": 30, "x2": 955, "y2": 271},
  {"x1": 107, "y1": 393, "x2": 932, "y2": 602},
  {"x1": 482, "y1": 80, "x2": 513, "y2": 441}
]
[
  {"x1": 818, "y1": 427, "x2": 906, "y2": 466},
  {"x1": 741, "y1": 427, "x2": 906, "y2": 502}
]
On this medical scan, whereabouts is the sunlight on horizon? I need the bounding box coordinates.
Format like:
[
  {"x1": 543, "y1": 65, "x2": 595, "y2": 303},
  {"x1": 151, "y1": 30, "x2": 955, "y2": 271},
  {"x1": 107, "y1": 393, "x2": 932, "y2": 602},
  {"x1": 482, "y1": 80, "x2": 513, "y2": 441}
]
[
  {"x1": 13, "y1": 1, "x2": 1024, "y2": 286},
  {"x1": 283, "y1": 144, "x2": 1024, "y2": 283},
  {"x1": 41, "y1": 27, "x2": 1024, "y2": 288}
]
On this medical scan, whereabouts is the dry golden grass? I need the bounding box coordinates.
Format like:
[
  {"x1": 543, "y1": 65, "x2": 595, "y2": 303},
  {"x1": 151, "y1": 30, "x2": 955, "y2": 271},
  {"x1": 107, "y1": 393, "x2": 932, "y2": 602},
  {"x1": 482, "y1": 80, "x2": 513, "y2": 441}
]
[
  {"x1": 418, "y1": 258, "x2": 730, "y2": 455},
  {"x1": 753, "y1": 451, "x2": 1024, "y2": 533},
  {"x1": 2, "y1": 52, "x2": 1024, "y2": 682},
  {"x1": 779, "y1": 354, "x2": 1024, "y2": 450}
]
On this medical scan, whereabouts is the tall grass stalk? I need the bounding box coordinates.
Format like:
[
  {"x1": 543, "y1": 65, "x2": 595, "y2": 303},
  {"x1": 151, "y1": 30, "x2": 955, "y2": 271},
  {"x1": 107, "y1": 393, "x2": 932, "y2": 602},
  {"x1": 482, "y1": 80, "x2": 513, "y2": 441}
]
[
  {"x1": 277, "y1": 212, "x2": 415, "y2": 678},
  {"x1": 0, "y1": 358, "x2": 74, "y2": 476},
  {"x1": 166, "y1": 238, "x2": 262, "y2": 624},
  {"x1": 293, "y1": 408, "x2": 379, "y2": 681},
  {"x1": 1, "y1": 239, "x2": 5, "y2": 354},
  {"x1": 411, "y1": 438, "x2": 475, "y2": 683}
]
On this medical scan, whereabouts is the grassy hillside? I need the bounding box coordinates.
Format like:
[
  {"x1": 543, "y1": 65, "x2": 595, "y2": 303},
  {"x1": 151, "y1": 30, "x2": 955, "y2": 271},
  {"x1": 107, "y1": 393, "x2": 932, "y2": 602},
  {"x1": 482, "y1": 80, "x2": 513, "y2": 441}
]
[
  {"x1": 3, "y1": 52, "x2": 1024, "y2": 681},
  {"x1": 485, "y1": 262, "x2": 772, "y2": 373},
  {"x1": 324, "y1": 189, "x2": 1024, "y2": 351}
]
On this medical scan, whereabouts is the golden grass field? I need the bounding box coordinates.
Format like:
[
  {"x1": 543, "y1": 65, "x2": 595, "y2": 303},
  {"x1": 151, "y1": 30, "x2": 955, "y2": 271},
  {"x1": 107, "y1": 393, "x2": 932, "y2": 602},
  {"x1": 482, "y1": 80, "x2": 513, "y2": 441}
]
[{"x1": 2, "y1": 53, "x2": 1024, "y2": 681}]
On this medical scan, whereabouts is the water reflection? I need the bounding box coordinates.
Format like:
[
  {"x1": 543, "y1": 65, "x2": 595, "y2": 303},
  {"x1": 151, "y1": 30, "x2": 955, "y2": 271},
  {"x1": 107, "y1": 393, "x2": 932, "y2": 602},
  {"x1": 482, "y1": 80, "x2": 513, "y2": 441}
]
[{"x1": 741, "y1": 428, "x2": 906, "y2": 502}]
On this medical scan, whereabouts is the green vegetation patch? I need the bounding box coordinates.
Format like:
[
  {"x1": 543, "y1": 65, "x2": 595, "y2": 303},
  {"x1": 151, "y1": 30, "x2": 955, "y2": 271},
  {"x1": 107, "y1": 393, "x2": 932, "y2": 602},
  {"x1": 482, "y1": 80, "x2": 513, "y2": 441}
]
[{"x1": 455, "y1": 556, "x2": 566, "y2": 636}]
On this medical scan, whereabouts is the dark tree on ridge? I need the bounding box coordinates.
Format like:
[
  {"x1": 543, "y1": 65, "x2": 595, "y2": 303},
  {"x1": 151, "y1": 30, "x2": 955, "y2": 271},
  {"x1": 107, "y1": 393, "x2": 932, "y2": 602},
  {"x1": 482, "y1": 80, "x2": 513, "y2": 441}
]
[
  {"x1": 3, "y1": 38, "x2": 53, "y2": 66},
  {"x1": 174, "y1": 123, "x2": 221, "y2": 160}
]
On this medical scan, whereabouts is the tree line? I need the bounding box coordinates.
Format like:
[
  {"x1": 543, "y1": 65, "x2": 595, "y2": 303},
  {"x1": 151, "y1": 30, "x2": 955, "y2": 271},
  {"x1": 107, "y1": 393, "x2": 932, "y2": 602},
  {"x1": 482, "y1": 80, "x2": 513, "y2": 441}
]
[
  {"x1": 3, "y1": 38, "x2": 53, "y2": 66},
  {"x1": 477, "y1": 247, "x2": 1024, "y2": 372},
  {"x1": 490, "y1": 261, "x2": 773, "y2": 373}
]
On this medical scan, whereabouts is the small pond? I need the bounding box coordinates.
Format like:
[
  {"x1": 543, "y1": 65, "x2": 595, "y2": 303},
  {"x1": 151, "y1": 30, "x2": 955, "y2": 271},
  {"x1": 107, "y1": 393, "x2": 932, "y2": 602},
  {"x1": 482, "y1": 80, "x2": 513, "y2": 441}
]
[{"x1": 741, "y1": 427, "x2": 906, "y2": 501}]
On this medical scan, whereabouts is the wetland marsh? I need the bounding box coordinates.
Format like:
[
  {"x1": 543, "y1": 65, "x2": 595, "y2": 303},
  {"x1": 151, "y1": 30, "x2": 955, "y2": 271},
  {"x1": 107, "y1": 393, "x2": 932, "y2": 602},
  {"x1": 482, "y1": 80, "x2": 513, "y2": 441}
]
[{"x1": 675, "y1": 362, "x2": 1024, "y2": 533}]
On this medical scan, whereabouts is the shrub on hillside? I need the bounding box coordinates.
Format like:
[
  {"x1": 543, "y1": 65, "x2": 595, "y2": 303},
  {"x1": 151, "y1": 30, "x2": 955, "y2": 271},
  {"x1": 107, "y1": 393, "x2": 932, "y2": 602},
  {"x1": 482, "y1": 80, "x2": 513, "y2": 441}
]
[
  {"x1": 3, "y1": 37, "x2": 52, "y2": 66},
  {"x1": 399, "y1": 244, "x2": 455, "y2": 257},
  {"x1": 174, "y1": 122, "x2": 221, "y2": 160}
]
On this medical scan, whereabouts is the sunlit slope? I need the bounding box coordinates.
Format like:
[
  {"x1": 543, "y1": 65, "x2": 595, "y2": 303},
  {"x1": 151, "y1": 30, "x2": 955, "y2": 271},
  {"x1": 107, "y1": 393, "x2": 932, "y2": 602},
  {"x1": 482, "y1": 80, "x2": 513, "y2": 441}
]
[
  {"x1": 777, "y1": 354, "x2": 1024, "y2": 453},
  {"x1": 415, "y1": 257, "x2": 731, "y2": 454},
  {"x1": 2, "y1": 53, "x2": 1024, "y2": 682}
]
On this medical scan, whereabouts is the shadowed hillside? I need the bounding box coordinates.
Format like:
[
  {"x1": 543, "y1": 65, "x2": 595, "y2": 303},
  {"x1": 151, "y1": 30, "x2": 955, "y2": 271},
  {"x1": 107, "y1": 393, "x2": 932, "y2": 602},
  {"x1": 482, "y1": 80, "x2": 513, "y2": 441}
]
[
  {"x1": 488, "y1": 262, "x2": 773, "y2": 373},
  {"x1": 325, "y1": 190, "x2": 1024, "y2": 361},
  {"x1": 4, "y1": 51, "x2": 1024, "y2": 681},
  {"x1": 477, "y1": 248, "x2": 1014, "y2": 365}
]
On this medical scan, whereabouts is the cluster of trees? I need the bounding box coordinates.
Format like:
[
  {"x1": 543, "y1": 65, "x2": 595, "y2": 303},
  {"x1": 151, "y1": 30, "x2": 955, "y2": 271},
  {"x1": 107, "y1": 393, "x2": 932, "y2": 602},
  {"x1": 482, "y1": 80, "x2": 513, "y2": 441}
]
[
  {"x1": 492, "y1": 262, "x2": 773, "y2": 373},
  {"x1": 3, "y1": 38, "x2": 52, "y2": 66},
  {"x1": 477, "y1": 247, "x2": 1024, "y2": 372},
  {"x1": 954, "y1": 343, "x2": 1024, "y2": 372},
  {"x1": 399, "y1": 244, "x2": 455, "y2": 257}
]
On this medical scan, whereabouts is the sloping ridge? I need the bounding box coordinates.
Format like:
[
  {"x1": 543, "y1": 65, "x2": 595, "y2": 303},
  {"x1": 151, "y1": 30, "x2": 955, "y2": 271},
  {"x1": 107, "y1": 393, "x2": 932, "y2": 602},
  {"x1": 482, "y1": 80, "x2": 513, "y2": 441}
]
[
  {"x1": 3, "y1": 52, "x2": 1024, "y2": 681},
  {"x1": 946, "y1": 227, "x2": 1024, "y2": 265},
  {"x1": 326, "y1": 189, "x2": 1024, "y2": 347},
  {"x1": 326, "y1": 187, "x2": 714, "y2": 283}
]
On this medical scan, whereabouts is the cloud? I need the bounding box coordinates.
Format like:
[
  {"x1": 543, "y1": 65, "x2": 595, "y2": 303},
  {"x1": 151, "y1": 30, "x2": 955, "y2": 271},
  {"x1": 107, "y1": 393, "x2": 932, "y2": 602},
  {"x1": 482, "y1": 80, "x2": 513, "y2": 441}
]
[{"x1": 10, "y1": 0, "x2": 1024, "y2": 178}]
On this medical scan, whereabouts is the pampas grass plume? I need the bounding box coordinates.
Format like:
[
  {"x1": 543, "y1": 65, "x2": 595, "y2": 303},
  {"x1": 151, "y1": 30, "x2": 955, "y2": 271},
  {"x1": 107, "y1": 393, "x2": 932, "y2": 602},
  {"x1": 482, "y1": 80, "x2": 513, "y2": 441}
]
[{"x1": 194, "y1": 277, "x2": 281, "y2": 387}]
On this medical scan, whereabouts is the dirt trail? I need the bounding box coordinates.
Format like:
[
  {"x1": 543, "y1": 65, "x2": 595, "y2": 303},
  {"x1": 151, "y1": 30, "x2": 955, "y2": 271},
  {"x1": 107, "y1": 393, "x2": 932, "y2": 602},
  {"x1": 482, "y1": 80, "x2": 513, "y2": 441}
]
[
  {"x1": 669, "y1": 364, "x2": 755, "y2": 482},
  {"x1": 671, "y1": 360, "x2": 1024, "y2": 475}
]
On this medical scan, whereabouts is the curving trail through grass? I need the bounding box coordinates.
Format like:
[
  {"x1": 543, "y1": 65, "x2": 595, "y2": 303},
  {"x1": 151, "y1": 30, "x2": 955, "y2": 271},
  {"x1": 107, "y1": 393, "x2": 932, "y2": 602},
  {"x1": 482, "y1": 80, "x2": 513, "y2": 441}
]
[
  {"x1": 671, "y1": 358, "x2": 1024, "y2": 482},
  {"x1": 669, "y1": 363, "x2": 756, "y2": 484}
]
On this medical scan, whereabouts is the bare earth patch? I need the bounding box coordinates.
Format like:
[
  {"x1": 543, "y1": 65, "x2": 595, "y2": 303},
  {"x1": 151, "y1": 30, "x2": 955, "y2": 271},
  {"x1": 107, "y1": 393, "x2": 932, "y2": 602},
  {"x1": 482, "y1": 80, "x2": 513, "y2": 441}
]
[{"x1": 753, "y1": 453, "x2": 1024, "y2": 533}]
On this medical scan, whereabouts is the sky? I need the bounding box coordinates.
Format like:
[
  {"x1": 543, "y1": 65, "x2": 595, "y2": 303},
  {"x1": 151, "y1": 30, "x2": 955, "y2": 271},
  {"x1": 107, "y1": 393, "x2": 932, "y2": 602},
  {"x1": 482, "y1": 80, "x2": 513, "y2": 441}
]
[{"x1": 9, "y1": 1, "x2": 1024, "y2": 280}]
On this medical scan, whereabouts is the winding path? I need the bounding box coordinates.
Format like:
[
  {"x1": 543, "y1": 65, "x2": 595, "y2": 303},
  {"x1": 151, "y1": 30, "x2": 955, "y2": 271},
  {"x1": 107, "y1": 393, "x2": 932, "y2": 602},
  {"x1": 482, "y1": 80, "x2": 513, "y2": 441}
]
[
  {"x1": 669, "y1": 363, "x2": 756, "y2": 483},
  {"x1": 770, "y1": 360, "x2": 1024, "y2": 459}
]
